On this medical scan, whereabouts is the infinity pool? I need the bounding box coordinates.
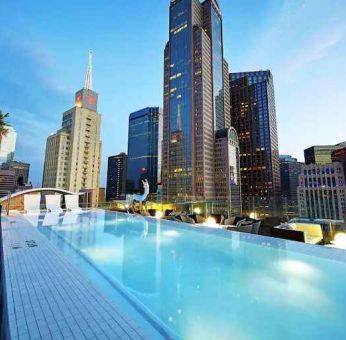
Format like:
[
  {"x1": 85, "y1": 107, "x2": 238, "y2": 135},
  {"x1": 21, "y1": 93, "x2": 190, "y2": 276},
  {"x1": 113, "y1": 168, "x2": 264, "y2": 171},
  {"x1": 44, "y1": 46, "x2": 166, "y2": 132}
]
[{"x1": 35, "y1": 210, "x2": 346, "y2": 339}]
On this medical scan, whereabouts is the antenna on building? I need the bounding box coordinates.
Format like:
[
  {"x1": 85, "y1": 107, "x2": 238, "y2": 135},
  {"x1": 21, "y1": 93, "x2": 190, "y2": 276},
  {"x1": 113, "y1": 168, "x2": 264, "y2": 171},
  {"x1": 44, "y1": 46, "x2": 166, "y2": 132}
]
[{"x1": 84, "y1": 50, "x2": 93, "y2": 90}]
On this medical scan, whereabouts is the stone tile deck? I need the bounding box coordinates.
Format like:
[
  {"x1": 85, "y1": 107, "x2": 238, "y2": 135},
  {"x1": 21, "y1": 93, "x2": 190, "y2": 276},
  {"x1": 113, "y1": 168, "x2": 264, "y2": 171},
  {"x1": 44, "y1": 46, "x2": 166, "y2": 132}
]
[{"x1": 1, "y1": 214, "x2": 155, "y2": 340}]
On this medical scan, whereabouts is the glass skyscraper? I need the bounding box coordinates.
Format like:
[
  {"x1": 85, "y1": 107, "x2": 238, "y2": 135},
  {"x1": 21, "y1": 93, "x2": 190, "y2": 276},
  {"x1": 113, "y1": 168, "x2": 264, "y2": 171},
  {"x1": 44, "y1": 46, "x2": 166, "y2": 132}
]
[
  {"x1": 230, "y1": 70, "x2": 281, "y2": 217},
  {"x1": 126, "y1": 107, "x2": 162, "y2": 195},
  {"x1": 279, "y1": 155, "x2": 303, "y2": 218},
  {"x1": 106, "y1": 153, "x2": 127, "y2": 201},
  {"x1": 162, "y1": 0, "x2": 232, "y2": 205}
]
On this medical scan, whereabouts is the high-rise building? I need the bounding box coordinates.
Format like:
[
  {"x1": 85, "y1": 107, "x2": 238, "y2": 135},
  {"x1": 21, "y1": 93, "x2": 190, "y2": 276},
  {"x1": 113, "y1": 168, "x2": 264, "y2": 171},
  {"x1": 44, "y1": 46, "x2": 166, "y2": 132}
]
[
  {"x1": 304, "y1": 145, "x2": 340, "y2": 165},
  {"x1": 298, "y1": 162, "x2": 346, "y2": 220},
  {"x1": 0, "y1": 170, "x2": 15, "y2": 197},
  {"x1": 106, "y1": 153, "x2": 127, "y2": 201},
  {"x1": 214, "y1": 128, "x2": 242, "y2": 216},
  {"x1": 279, "y1": 155, "x2": 303, "y2": 217},
  {"x1": 0, "y1": 127, "x2": 17, "y2": 166},
  {"x1": 332, "y1": 146, "x2": 346, "y2": 180},
  {"x1": 230, "y1": 70, "x2": 281, "y2": 217},
  {"x1": 126, "y1": 107, "x2": 162, "y2": 195},
  {"x1": 162, "y1": 0, "x2": 235, "y2": 211},
  {"x1": 1, "y1": 160, "x2": 30, "y2": 191},
  {"x1": 42, "y1": 52, "x2": 102, "y2": 200}
]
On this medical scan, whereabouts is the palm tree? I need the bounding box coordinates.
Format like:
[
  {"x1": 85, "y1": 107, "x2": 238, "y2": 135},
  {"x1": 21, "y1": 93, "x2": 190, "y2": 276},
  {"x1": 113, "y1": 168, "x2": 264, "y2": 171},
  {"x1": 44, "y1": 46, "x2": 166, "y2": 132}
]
[{"x1": 0, "y1": 110, "x2": 10, "y2": 142}]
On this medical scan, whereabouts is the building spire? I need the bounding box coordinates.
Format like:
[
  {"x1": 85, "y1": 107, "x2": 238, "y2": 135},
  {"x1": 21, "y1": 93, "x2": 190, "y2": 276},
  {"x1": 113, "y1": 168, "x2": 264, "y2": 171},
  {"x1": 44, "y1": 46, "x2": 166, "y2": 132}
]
[{"x1": 84, "y1": 50, "x2": 93, "y2": 90}]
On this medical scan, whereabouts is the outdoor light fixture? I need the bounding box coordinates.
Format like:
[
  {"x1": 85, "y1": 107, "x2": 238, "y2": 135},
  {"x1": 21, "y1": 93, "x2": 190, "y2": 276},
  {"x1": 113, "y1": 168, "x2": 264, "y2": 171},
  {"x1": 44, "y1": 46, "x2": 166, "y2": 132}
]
[
  {"x1": 155, "y1": 211, "x2": 164, "y2": 219},
  {"x1": 334, "y1": 233, "x2": 346, "y2": 249},
  {"x1": 193, "y1": 207, "x2": 202, "y2": 214},
  {"x1": 205, "y1": 217, "x2": 217, "y2": 227},
  {"x1": 249, "y1": 212, "x2": 257, "y2": 219}
]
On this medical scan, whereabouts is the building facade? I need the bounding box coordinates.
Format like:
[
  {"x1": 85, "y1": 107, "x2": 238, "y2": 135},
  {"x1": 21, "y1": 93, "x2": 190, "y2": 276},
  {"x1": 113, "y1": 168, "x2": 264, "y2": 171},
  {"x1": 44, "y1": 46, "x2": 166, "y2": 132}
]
[
  {"x1": 298, "y1": 162, "x2": 346, "y2": 220},
  {"x1": 162, "y1": 0, "x2": 238, "y2": 214},
  {"x1": 126, "y1": 107, "x2": 162, "y2": 195},
  {"x1": 0, "y1": 127, "x2": 17, "y2": 166},
  {"x1": 332, "y1": 146, "x2": 346, "y2": 180},
  {"x1": 304, "y1": 144, "x2": 341, "y2": 165},
  {"x1": 42, "y1": 52, "x2": 101, "y2": 200},
  {"x1": 0, "y1": 170, "x2": 16, "y2": 197},
  {"x1": 230, "y1": 71, "x2": 281, "y2": 217},
  {"x1": 279, "y1": 155, "x2": 302, "y2": 218},
  {"x1": 214, "y1": 127, "x2": 242, "y2": 216},
  {"x1": 106, "y1": 153, "x2": 127, "y2": 201},
  {"x1": 1, "y1": 160, "x2": 30, "y2": 191}
]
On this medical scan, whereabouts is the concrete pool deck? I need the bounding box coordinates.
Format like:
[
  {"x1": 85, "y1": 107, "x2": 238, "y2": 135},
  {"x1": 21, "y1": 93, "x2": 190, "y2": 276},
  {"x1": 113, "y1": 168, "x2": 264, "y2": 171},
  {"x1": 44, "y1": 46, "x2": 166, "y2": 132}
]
[{"x1": 1, "y1": 213, "x2": 161, "y2": 340}]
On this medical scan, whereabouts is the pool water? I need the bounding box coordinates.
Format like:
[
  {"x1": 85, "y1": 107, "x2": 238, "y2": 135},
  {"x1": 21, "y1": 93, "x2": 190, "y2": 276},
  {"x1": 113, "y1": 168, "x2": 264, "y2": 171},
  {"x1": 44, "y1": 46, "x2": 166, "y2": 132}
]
[{"x1": 36, "y1": 210, "x2": 346, "y2": 340}]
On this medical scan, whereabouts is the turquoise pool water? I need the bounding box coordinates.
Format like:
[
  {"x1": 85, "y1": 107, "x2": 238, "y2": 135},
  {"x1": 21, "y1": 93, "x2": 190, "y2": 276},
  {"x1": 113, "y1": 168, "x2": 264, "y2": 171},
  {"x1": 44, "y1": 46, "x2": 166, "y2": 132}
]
[{"x1": 36, "y1": 210, "x2": 346, "y2": 340}]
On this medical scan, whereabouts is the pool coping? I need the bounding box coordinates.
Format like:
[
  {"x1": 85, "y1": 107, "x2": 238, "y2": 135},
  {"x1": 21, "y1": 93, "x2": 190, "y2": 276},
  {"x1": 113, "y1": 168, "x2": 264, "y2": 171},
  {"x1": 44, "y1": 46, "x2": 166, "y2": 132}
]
[
  {"x1": 123, "y1": 211, "x2": 346, "y2": 264},
  {"x1": 0, "y1": 212, "x2": 164, "y2": 340}
]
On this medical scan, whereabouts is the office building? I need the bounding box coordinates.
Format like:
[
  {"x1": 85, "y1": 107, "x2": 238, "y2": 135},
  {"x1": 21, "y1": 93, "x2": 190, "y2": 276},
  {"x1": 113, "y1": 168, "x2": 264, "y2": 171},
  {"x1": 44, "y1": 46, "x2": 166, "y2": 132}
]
[
  {"x1": 298, "y1": 162, "x2": 346, "y2": 220},
  {"x1": 214, "y1": 128, "x2": 242, "y2": 216},
  {"x1": 304, "y1": 144, "x2": 341, "y2": 165},
  {"x1": 230, "y1": 70, "x2": 281, "y2": 217},
  {"x1": 0, "y1": 127, "x2": 17, "y2": 166},
  {"x1": 42, "y1": 52, "x2": 102, "y2": 200},
  {"x1": 0, "y1": 170, "x2": 16, "y2": 197},
  {"x1": 332, "y1": 146, "x2": 346, "y2": 179},
  {"x1": 162, "y1": 0, "x2": 235, "y2": 209},
  {"x1": 106, "y1": 153, "x2": 127, "y2": 201},
  {"x1": 279, "y1": 155, "x2": 303, "y2": 217},
  {"x1": 126, "y1": 107, "x2": 162, "y2": 195},
  {"x1": 1, "y1": 160, "x2": 30, "y2": 191}
]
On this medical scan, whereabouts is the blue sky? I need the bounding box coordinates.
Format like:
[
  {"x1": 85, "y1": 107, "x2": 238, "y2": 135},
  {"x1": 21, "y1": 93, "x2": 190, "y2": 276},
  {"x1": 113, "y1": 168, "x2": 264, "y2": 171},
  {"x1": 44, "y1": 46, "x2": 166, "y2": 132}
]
[{"x1": 0, "y1": 0, "x2": 345, "y2": 186}]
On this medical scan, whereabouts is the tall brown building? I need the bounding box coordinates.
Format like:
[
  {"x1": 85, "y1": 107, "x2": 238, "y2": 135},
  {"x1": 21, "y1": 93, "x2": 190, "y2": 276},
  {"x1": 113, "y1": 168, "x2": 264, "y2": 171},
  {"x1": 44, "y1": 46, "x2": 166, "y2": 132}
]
[{"x1": 230, "y1": 71, "x2": 281, "y2": 217}]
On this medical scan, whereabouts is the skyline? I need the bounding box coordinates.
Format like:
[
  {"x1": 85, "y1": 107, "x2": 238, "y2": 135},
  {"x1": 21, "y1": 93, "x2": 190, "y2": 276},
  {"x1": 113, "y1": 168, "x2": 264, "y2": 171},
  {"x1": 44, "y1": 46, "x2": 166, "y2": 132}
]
[{"x1": 0, "y1": 0, "x2": 345, "y2": 186}]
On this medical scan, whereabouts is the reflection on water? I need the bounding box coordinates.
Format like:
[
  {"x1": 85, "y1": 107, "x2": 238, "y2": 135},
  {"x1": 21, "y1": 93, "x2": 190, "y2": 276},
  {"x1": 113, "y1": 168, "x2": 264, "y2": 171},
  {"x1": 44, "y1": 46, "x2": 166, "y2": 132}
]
[{"x1": 37, "y1": 211, "x2": 346, "y2": 340}]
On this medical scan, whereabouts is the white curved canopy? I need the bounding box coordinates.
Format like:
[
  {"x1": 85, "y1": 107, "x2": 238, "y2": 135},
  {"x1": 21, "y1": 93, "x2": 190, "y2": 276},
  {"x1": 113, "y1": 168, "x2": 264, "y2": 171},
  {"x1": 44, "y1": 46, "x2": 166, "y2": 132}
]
[{"x1": 0, "y1": 188, "x2": 84, "y2": 203}]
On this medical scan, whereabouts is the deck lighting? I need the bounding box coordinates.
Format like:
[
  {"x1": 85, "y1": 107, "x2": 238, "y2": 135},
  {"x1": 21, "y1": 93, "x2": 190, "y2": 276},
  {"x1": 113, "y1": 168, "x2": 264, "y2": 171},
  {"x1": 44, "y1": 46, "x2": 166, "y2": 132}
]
[
  {"x1": 205, "y1": 217, "x2": 217, "y2": 227},
  {"x1": 193, "y1": 207, "x2": 202, "y2": 214},
  {"x1": 334, "y1": 233, "x2": 346, "y2": 249},
  {"x1": 155, "y1": 211, "x2": 164, "y2": 219}
]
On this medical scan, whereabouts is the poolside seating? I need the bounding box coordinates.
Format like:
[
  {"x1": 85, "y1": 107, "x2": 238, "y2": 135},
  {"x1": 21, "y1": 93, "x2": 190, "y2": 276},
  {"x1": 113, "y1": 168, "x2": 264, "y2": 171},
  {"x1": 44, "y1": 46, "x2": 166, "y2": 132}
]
[
  {"x1": 272, "y1": 223, "x2": 324, "y2": 244},
  {"x1": 24, "y1": 194, "x2": 41, "y2": 214},
  {"x1": 62, "y1": 211, "x2": 79, "y2": 225},
  {"x1": 45, "y1": 195, "x2": 63, "y2": 213},
  {"x1": 65, "y1": 195, "x2": 82, "y2": 212}
]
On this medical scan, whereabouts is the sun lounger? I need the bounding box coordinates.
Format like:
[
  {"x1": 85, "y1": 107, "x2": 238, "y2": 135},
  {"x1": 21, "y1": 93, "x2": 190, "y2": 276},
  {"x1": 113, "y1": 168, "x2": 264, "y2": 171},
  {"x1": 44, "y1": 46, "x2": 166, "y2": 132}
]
[
  {"x1": 45, "y1": 194, "x2": 63, "y2": 213},
  {"x1": 65, "y1": 195, "x2": 82, "y2": 212},
  {"x1": 24, "y1": 194, "x2": 41, "y2": 214}
]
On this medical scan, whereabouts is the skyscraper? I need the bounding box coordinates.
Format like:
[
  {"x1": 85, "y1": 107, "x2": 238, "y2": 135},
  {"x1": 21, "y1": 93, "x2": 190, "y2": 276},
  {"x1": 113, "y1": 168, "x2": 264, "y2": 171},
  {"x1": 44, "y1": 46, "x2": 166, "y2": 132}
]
[
  {"x1": 298, "y1": 162, "x2": 346, "y2": 220},
  {"x1": 162, "y1": 0, "x2": 233, "y2": 208},
  {"x1": 304, "y1": 144, "x2": 340, "y2": 165},
  {"x1": 0, "y1": 127, "x2": 17, "y2": 166},
  {"x1": 279, "y1": 155, "x2": 303, "y2": 217},
  {"x1": 1, "y1": 160, "x2": 30, "y2": 191},
  {"x1": 230, "y1": 71, "x2": 281, "y2": 217},
  {"x1": 214, "y1": 127, "x2": 242, "y2": 216},
  {"x1": 106, "y1": 153, "x2": 127, "y2": 201},
  {"x1": 43, "y1": 52, "x2": 102, "y2": 200},
  {"x1": 126, "y1": 107, "x2": 162, "y2": 195}
]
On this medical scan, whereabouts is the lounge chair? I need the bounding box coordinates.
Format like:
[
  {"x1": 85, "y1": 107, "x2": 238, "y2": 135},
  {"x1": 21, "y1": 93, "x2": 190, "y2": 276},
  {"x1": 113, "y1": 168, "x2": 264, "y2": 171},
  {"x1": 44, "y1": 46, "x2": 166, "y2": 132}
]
[
  {"x1": 65, "y1": 195, "x2": 82, "y2": 212},
  {"x1": 24, "y1": 194, "x2": 41, "y2": 214},
  {"x1": 45, "y1": 194, "x2": 63, "y2": 213}
]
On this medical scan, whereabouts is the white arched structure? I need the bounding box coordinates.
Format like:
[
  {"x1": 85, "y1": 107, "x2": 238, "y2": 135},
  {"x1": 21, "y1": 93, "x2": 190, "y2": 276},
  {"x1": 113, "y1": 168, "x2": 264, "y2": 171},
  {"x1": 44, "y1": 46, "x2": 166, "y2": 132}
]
[{"x1": 0, "y1": 188, "x2": 84, "y2": 203}]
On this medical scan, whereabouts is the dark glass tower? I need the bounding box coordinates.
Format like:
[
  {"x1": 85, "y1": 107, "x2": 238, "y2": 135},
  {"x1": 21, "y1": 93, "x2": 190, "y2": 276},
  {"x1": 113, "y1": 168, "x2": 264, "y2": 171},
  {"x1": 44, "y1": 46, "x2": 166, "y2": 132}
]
[
  {"x1": 162, "y1": 0, "x2": 231, "y2": 203},
  {"x1": 106, "y1": 153, "x2": 127, "y2": 201},
  {"x1": 279, "y1": 155, "x2": 303, "y2": 218},
  {"x1": 126, "y1": 107, "x2": 162, "y2": 195},
  {"x1": 230, "y1": 70, "x2": 281, "y2": 217}
]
